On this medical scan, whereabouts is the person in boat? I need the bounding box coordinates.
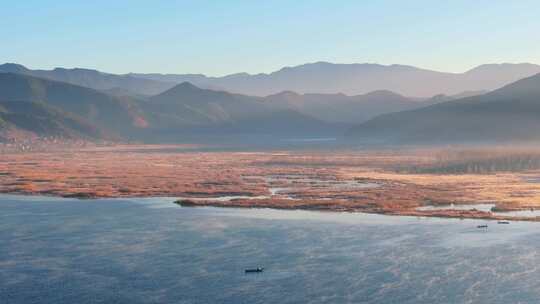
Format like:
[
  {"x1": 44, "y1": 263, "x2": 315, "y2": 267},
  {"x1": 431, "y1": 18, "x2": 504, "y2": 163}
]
[{"x1": 245, "y1": 267, "x2": 264, "y2": 273}]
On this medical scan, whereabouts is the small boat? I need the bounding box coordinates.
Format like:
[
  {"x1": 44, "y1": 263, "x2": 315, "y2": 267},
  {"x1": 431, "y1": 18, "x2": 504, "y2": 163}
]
[
  {"x1": 245, "y1": 267, "x2": 264, "y2": 273},
  {"x1": 477, "y1": 224, "x2": 488, "y2": 229},
  {"x1": 498, "y1": 221, "x2": 510, "y2": 224}
]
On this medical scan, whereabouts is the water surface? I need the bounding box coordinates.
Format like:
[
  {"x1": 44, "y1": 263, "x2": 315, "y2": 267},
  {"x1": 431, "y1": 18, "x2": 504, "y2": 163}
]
[{"x1": 2, "y1": 195, "x2": 540, "y2": 303}]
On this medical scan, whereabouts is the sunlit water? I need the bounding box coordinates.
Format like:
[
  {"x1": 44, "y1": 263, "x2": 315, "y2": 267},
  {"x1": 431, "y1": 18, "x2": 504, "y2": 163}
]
[
  {"x1": 416, "y1": 203, "x2": 540, "y2": 218},
  {"x1": 416, "y1": 203, "x2": 496, "y2": 212},
  {"x1": 3, "y1": 195, "x2": 540, "y2": 303}
]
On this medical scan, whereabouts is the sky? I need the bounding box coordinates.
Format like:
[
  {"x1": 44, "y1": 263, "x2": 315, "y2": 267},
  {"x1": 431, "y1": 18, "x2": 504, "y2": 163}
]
[{"x1": 2, "y1": 0, "x2": 540, "y2": 76}]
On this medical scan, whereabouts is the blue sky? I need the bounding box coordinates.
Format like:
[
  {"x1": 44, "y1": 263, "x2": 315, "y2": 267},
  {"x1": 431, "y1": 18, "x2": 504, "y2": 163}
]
[{"x1": 2, "y1": 0, "x2": 539, "y2": 76}]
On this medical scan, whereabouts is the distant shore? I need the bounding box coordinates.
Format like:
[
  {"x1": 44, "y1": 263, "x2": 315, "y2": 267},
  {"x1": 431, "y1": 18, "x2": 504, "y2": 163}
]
[{"x1": 1, "y1": 191, "x2": 538, "y2": 222}]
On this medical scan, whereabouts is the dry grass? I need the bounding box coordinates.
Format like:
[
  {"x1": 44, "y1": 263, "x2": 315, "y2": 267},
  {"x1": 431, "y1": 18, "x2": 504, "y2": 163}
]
[{"x1": 2, "y1": 145, "x2": 540, "y2": 219}]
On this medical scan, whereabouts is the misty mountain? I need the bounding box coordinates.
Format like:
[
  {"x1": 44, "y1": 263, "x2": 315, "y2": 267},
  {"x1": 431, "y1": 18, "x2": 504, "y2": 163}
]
[
  {"x1": 264, "y1": 90, "x2": 433, "y2": 124},
  {"x1": 6, "y1": 62, "x2": 540, "y2": 98},
  {"x1": 346, "y1": 73, "x2": 540, "y2": 143},
  {"x1": 0, "y1": 73, "x2": 148, "y2": 138},
  {"x1": 0, "y1": 63, "x2": 175, "y2": 96},
  {"x1": 0, "y1": 73, "x2": 354, "y2": 142},
  {"x1": 5, "y1": 68, "x2": 535, "y2": 144},
  {"x1": 425, "y1": 90, "x2": 487, "y2": 104},
  {"x1": 145, "y1": 82, "x2": 267, "y2": 125},
  {"x1": 0, "y1": 100, "x2": 107, "y2": 142},
  {"x1": 129, "y1": 62, "x2": 540, "y2": 97},
  {"x1": 141, "y1": 82, "x2": 337, "y2": 138},
  {"x1": 144, "y1": 81, "x2": 456, "y2": 127}
]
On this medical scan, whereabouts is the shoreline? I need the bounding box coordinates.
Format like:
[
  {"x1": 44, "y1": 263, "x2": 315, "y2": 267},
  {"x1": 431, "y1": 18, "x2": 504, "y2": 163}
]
[
  {"x1": 3, "y1": 145, "x2": 540, "y2": 222},
  {"x1": 173, "y1": 198, "x2": 540, "y2": 222},
  {"x1": 1, "y1": 190, "x2": 538, "y2": 222}
]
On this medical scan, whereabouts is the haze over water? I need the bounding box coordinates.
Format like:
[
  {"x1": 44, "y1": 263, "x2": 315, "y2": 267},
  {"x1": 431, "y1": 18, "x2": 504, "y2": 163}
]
[{"x1": 2, "y1": 195, "x2": 540, "y2": 303}]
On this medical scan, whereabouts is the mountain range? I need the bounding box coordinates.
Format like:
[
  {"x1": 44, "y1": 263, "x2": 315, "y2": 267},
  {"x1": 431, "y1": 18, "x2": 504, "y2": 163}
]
[
  {"x1": 3, "y1": 62, "x2": 540, "y2": 98},
  {"x1": 346, "y1": 73, "x2": 540, "y2": 143},
  {"x1": 130, "y1": 62, "x2": 540, "y2": 97},
  {"x1": 0, "y1": 63, "x2": 175, "y2": 96},
  {"x1": 0, "y1": 66, "x2": 448, "y2": 142},
  {"x1": 138, "y1": 82, "x2": 338, "y2": 141},
  {"x1": 2, "y1": 61, "x2": 540, "y2": 145},
  {"x1": 0, "y1": 73, "x2": 341, "y2": 142},
  {"x1": 265, "y1": 90, "x2": 440, "y2": 124}
]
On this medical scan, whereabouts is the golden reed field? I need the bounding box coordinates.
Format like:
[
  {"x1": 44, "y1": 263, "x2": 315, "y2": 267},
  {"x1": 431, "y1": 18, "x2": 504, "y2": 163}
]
[{"x1": 3, "y1": 144, "x2": 540, "y2": 221}]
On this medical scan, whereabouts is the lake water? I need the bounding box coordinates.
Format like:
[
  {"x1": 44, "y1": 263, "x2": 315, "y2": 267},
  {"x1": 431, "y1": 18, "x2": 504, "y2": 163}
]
[
  {"x1": 416, "y1": 203, "x2": 540, "y2": 218},
  {"x1": 3, "y1": 195, "x2": 540, "y2": 303},
  {"x1": 416, "y1": 203, "x2": 496, "y2": 212}
]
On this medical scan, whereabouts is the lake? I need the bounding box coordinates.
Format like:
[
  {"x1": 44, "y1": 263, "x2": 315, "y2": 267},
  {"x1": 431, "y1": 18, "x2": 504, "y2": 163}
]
[{"x1": 2, "y1": 195, "x2": 540, "y2": 303}]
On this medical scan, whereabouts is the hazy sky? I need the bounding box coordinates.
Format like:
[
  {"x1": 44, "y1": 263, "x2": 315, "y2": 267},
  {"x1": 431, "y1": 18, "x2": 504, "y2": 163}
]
[{"x1": 2, "y1": 0, "x2": 539, "y2": 76}]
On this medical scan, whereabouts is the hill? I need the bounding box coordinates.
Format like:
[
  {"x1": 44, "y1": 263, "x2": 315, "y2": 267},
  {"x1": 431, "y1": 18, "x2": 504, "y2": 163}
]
[
  {"x1": 0, "y1": 100, "x2": 108, "y2": 142},
  {"x1": 141, "y1": 82, "x2": 336, "y2": 139},
  {"x1": 0, "y1": 73, "x2": 148, "y2": 138},
  {"x1": 346, "y1": 73, "x2": 540, "y2": 143},
  {"x1": 264, "y1": 90, "x2": 432, "y2": 124}
]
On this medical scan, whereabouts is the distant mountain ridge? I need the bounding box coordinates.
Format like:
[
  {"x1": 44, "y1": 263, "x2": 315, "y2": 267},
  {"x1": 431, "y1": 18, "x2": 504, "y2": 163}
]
[
  {"x1": 130, "y1": 62, "x2": 540, "y2": 97},
  {"x1": 346, "y1": 72, "x2": 540, "y2": 143},
  {"x1": 264, "y1": 90, "x2": 431, "y2": 124},
  {"x1": 4, "y1": 63, "x2": 540, "y2": 144},
  {"x1": 0, "y1": 63, "x2": 175, "y2": 96},
  {"x1": 4, "y1": 62, "x2": 540, "y2": 98},
  {"x1": 140, "y1": 82, "x2": 339, "y2": 140},
  {"x1": 143, "y1": 82, "x2": 442, "y2": 127}
]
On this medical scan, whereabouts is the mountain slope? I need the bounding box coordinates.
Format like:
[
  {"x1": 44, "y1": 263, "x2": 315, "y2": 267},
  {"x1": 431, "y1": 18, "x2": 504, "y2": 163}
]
[
  {"x1": 0, "y1": 63, "x2": 175, "y2": 96},
  {"x1": 0, "y1": 100, "x2": 108, "y2": 141},
  {"x1": 145, "y1": 82, "x2": 268, "y2": 125},
  {"x1": 0, "y1": 75, "x2": 341, "y2": 142},
  {"x1": 130, "y1": 62, "x2": 540, "y2": 97},
  {"x1": 346, "y1": 73, "x2": 540, "y2": 143},
  {"x1": 141, "y1": 82, "x2": 337, "y2": 138},
  {"x1": 264, "y1": 90, "x2": 429, "y2": 124},
  {"x1": 0, "y1": 73, "x2": 148, "y2": 138}
]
